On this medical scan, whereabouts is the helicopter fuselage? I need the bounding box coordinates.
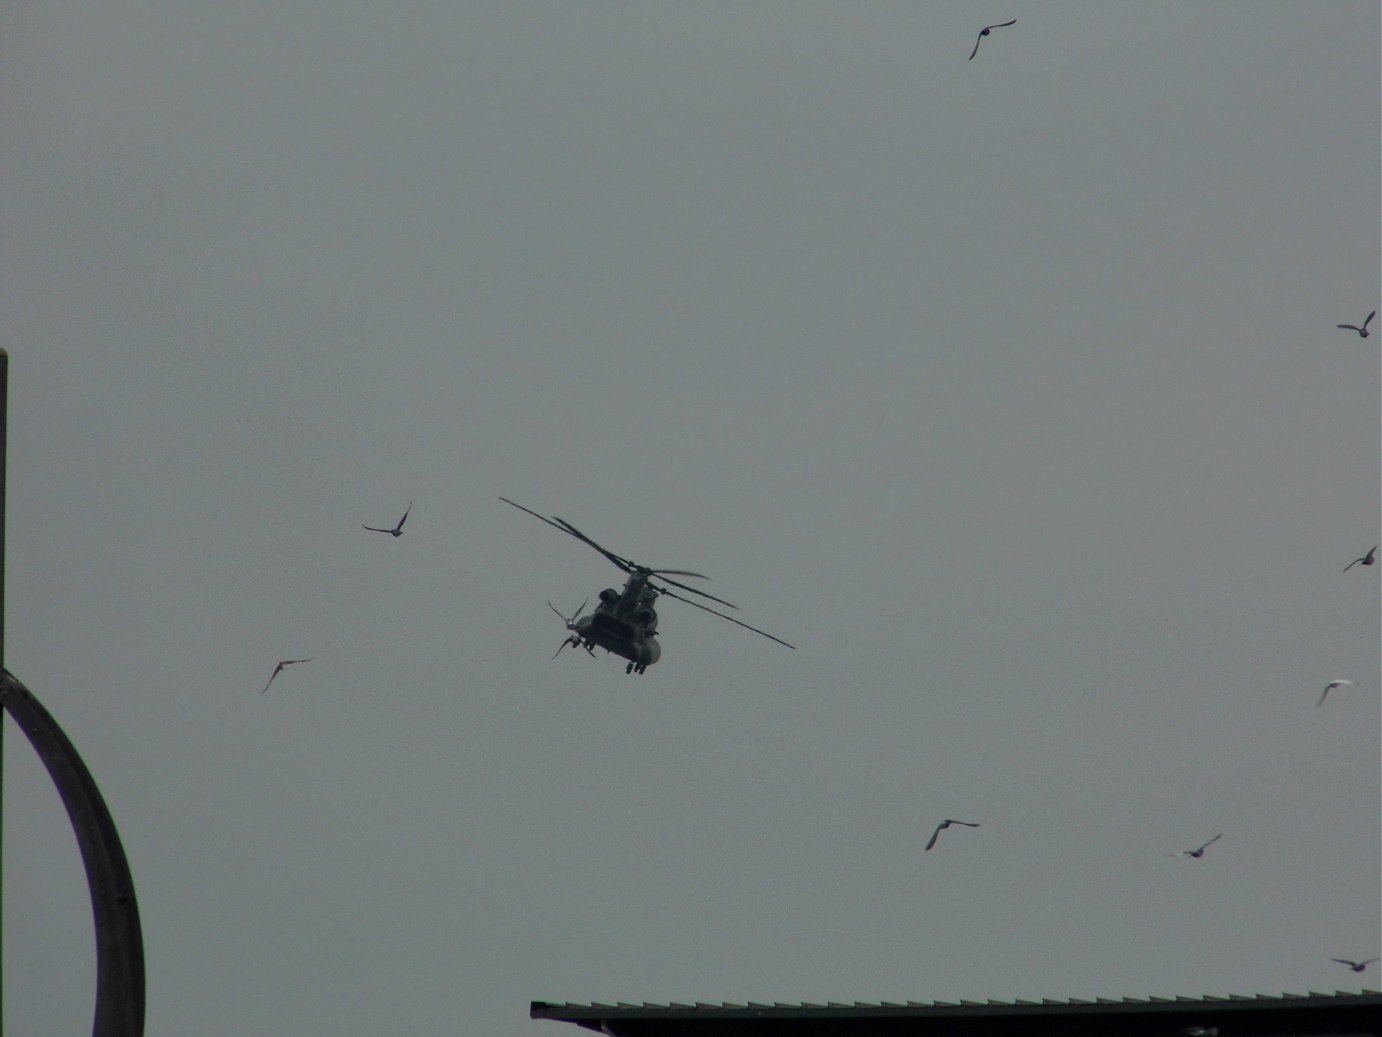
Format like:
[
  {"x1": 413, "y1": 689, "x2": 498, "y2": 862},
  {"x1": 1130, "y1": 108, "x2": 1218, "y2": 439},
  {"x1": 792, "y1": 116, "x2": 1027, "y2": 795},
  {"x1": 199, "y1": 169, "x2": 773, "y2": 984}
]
[{"x1": 565, "y1": 572, "x2": 662, "y2": 672}]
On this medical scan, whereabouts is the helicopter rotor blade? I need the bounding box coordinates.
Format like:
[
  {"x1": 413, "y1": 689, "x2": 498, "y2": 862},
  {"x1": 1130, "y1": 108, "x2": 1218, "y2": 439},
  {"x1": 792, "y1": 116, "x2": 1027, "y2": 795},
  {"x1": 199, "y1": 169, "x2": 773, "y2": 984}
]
[
  {"x1": 505, "y1": 498, "x2": 718, "y2": 582},
  {"x1": 655, "y1": 586, "x2": 796, "y2": 649},
  {"x1": 549, "y1": 515, "x2": 715, "y2": 581},
  {"x1": 548, "y1": 515, "x2": 636, "y2": 573},
  {"x1": 502, "y1": 497, "x2": 635, "y2": 572},
  {"x1": 653, "y1": 574, "x2": 738, "y2": 609},
  {"x1": 501, "y1": 497, "x2": 575, "y2": 537},
  {"x1": 547, "y1": 599, "x2": 589, "y2": 626}
]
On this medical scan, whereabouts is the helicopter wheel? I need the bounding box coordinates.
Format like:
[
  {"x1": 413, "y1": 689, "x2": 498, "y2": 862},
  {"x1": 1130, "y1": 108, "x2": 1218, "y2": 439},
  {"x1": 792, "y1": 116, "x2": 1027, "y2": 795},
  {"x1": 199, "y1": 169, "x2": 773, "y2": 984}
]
[{"x1": 625, "y1": 662, "x2": 635, "y2": 674}]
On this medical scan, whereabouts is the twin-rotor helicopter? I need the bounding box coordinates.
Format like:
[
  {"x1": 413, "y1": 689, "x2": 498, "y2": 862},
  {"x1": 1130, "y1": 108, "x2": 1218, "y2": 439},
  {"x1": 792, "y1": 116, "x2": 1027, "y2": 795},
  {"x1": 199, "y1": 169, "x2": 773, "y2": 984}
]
[{"x1": 501, "y1": 497, "x2": 794, "y2": 673}]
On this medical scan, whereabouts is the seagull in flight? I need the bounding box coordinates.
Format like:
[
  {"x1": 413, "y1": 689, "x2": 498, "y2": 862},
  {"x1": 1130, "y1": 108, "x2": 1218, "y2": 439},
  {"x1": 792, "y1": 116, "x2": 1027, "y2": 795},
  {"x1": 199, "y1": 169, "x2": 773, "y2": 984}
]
[
  {"x1": 925, "y1": 819, "x2": 980, "y2": 851},
  {"x1": 969, "y1": 19, "x2": 1016, "y2": 60},
  {"x1": 364, "y1": 501, "x2": 411, "y2": 537},
  {"x1": 1336, "y1": 310, "x2": 1375, "y2": 338},
  {"x1": 1317, "y1": 679, "x2": 1354, "y2": 707},
  {"x1": 1343, "y1": 546, "x2": 1378, "y2": 571},
  {"x1": 1331, "y1": 957, "x2": 1379, "y2": 973},
  {"x1": 1172, "y1": 833, "x2": 1222, "y2": 859},
  {"x1": 261, "y1": 658, "x2": 312, "y2": 694}
]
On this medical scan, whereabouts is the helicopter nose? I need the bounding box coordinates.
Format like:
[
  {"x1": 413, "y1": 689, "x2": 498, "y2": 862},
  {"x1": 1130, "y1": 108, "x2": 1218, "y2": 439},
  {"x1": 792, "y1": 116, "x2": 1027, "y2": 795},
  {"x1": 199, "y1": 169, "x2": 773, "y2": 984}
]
[{"x1": 637, "y1": 639, "x2": 662, "y2": 667}]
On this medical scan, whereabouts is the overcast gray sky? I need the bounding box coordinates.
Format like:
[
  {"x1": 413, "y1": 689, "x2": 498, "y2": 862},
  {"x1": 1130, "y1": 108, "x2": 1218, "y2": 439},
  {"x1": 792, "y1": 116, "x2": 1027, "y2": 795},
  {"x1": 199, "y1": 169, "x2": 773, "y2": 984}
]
[{"x1": 1, "y1": 3, "x2": 1378, "y2": 1036}]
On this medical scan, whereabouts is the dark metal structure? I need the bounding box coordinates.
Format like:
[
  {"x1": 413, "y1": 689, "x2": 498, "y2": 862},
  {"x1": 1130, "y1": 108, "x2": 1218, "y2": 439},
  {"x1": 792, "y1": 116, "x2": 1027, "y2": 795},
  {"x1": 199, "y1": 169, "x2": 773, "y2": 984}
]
[
  {"x1": 0, "y1": 350, "x2": 146, "y2": 1036},
  {"x1": 532, "y1": 991, "x2": 1381, "y2": 1037},
  {"x1": 0, "y1": 675, "x2": 146, "y2": 1036}
]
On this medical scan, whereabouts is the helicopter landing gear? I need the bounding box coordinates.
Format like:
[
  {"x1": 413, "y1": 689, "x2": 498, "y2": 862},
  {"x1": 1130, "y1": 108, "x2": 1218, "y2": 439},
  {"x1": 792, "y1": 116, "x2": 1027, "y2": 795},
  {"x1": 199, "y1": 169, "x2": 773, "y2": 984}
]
[{"x1": 626, "y1": 661, "x2": 647, "y2": 675}]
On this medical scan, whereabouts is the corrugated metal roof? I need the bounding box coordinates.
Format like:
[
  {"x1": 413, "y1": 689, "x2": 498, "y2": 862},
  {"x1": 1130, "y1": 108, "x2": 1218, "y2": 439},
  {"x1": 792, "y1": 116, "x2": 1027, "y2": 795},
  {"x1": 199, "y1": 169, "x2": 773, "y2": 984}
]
[
  {"x1": 532, "y1": 989, "x2": 1382, "y2": 1036},
  {"x1": 534, "y1": 990, "x2": 1380, "y2": 1014}
]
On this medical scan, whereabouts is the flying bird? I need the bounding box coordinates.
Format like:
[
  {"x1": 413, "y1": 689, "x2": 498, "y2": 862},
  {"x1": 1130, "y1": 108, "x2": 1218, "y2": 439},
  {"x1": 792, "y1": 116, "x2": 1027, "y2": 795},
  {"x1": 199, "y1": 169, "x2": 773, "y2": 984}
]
[
  {"x1": 1331, "y1": 957, "x2": 1378, "y2": 973},
  {"x1": 969, "y1": 19, "x2": 1016, "y2": 60},
  {"x1": 925, "y1": 819, "x2": 980, "y2": 851},
  {"x1": 1336, "y1": 310, "x2": 1375, "y2": 338},
  {"x1": 1316, "y1": 679, "x2": 1354, "y2": 707},
  {"x1": 364, "y1": 501, "x2": 412, "y2": 537},
  {"x1": 1171, "y1": 833, "x2": 1222, "y2": 859},
  {"x1": 261, "y1": 658, "x2": 312, "y2": 694},
  {"x1": 1343, "y1": 546, "x2": 1378, "y2": 571}
]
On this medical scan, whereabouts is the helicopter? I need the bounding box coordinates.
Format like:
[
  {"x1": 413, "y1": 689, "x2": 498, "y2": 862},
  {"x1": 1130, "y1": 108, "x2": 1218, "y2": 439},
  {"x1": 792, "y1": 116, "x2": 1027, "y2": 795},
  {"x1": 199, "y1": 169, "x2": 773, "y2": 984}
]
[{"x1": 501, "y1": 497, "x2": 795, "y2": 673}]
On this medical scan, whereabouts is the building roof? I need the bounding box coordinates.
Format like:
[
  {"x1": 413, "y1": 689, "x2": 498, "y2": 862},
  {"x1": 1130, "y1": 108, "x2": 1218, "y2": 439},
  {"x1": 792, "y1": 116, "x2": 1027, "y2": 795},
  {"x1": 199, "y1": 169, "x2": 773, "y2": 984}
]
[{"x1": 532, "y1": 990, "x2": 1381, "y2": 1037}]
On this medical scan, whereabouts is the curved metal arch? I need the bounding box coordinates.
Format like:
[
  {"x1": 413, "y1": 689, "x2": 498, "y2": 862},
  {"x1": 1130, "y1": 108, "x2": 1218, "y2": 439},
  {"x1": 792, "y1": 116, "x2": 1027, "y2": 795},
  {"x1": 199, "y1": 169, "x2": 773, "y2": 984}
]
[{"x1": 1, "y1": 670, "x2": 145, "y2": 1037}]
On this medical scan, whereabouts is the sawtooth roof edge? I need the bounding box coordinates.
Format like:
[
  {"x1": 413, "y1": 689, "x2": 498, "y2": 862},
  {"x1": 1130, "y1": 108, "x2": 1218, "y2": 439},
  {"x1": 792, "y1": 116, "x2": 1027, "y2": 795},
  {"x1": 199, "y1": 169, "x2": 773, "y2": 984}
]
[{"x1": 532, "y1": 988, "x2": 1381, "y2": 1019}]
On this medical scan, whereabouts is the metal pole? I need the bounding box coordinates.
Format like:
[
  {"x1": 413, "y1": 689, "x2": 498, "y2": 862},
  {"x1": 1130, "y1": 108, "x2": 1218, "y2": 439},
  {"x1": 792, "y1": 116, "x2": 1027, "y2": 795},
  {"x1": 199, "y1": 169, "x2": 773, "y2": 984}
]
[
  {"x1": 1, "y1": 346, "x2": 9, "y2": 1037},
  {"x1": 0, "y1": 673, "x2": 145, "y2": 1036},
  {"x1": 0, "y1": 352, "x2": 144, "y2": 1036}
]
